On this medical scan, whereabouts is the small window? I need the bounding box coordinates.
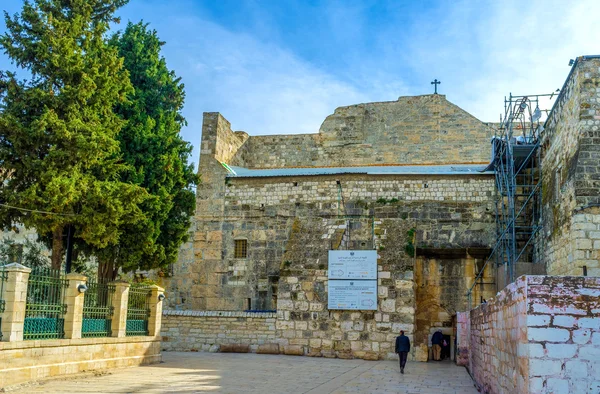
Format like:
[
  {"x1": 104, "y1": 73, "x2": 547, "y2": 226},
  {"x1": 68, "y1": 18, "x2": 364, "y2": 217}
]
[{"x1": 235, "y1": 239, "x2": 248, "y2": 258}]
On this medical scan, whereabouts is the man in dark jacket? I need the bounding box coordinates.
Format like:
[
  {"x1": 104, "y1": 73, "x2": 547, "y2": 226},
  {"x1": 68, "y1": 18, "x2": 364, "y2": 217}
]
[{"x1": 395, "y1": 330, "x2": 410, "y2": 374}]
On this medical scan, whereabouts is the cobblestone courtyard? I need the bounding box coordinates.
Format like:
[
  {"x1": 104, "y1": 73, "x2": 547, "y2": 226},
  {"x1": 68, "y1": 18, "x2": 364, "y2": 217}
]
[{"x1": 16, "y1": 352, "x2": 478, "y2": 394}]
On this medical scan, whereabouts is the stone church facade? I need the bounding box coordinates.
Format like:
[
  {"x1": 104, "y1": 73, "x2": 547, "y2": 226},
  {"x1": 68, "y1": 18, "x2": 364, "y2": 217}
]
[
  {"x1": 162, "y1": 56, "x2": 600, "y2": 362},
  {"x1": 164, "y1": 94, "x2": 501, "y2": 360}
]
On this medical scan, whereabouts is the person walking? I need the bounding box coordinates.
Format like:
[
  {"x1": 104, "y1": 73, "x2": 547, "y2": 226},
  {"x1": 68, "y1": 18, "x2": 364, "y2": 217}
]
[
  {"x1": 432, "y1": 330, "x2": 443, "y2": 361},
  {"x1": 395, "y1": 330, "x2": 411, "y2": 374}
]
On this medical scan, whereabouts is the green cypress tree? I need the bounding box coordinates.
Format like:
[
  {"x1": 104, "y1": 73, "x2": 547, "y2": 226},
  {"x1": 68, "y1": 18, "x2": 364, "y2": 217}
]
[
  {"x1": 93, "y1": 22, "x2": 198, "y2": 280},
  {"x1": 0, "y1": 0, "x2": 147, "y2": 270}
]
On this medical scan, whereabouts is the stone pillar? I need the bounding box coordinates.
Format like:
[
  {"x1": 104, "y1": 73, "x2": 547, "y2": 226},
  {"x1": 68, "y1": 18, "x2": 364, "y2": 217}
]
[
  {"x1": 147, "y1": 285, "x2": 165, "y2": 337},
  {"x1": 110, "y1": 281, "x2": 130, "y2": 338},
  {"x1": 1, "y1": 263, "x2": 31, "y2": 342},
  {"x1": 63, "y1": 273, "x2": 87, "y2": 339}
]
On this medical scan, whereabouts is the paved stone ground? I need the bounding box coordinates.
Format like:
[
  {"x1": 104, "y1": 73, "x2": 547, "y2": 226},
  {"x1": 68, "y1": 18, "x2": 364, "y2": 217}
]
[{"x1": 15, "y1": 352, "x2": 478, "y2": 394}]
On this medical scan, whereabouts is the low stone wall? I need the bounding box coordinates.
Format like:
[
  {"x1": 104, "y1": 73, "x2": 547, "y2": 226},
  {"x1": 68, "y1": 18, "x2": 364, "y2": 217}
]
[
  {"x1": 457, "y1": 275, "x2": 600, "y2": 394},
  {"x1": 161, "y1": 310, "x2": 277, "y2": 352},
  {"x1": 467, "y1": 276, "x2": 528, "y2": 393},
  {"x1": 0, "y1": 336, "x2": 161, "y2": 388}
]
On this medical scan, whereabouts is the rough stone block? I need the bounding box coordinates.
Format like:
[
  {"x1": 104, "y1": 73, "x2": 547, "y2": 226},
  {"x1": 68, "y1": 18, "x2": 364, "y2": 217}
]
[
  {"x1": 414, "y1": 343, "x2": 428, "y2": 362},
  {"x1": 528, "y1": 314, "x2": 551, "y2": 327},
  {"x1": 579, "y1": 346, "x2": 600, "y2": 361},
  {"x1": 381, "y1": 299, "x2": 395, "y2": 313},
  {"x1": 256, "y1": 344, "x2": 280, "y2": 354},
  {"x1": 573, "y1": 329, "x2": 592, "y2": 344},
  {"x1": 546, "y1": 344, "x2": 578, "y2": 358},
  {"x1": 363, "y1": 351, "x2": 379, "y2": 361},
  {"x1": 529, "y1": 359, "x2": 562, "y2": 376},
  {"x1": 283, "y1": 345, "x2": 304, "y2": 356},
  {"x1": 553, "y1": 315, "x2": 577, "y2": 328},
  {"x1": 337, "y1": 351, "x2": 353, "y2": 359},
  {"x1": 219, "y1": 344, "x2": 250, "y2": 353},
  {"x1": 546, "y1": 378, "x2": 569, "y2": 393},
  {"x1": 528, "y1": 328, "x2": 570, "y2": 343},
  {"x1": 565, "y1": 360, "x2": 589, "y2": 379},
  {"x1": 579, "y1": 317, "x2": 600, "y2": 330}
]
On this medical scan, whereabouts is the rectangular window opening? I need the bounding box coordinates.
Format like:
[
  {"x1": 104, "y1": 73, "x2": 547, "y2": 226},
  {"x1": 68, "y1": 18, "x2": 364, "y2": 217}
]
[{"x1": 234, "y1": 239, "x2": 248, "y2": 259}]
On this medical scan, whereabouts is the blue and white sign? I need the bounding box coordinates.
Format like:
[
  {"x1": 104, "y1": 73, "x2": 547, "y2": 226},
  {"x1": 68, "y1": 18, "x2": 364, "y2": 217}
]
[
  {"x1": 328, "y1": 280, "x2": 377, "y2": 310},
  {"x1": 328, "y1": 250, "x2": 377, "y2": 280}
]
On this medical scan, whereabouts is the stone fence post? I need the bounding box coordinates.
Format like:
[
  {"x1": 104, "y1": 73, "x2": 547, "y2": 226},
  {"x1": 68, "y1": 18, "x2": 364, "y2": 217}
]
[
  {"x1": 63, "y1": 273, "x2": 87, "y2": 339},
  {"x1": 147, "y1": 285, "x2": 165, "y2": 337},
  {"x1": 110, "y1": 281, "x2": 130, "y2": 338},
  {"x1": 1, "y1": 263, "x2": 31, "y2": 342}
]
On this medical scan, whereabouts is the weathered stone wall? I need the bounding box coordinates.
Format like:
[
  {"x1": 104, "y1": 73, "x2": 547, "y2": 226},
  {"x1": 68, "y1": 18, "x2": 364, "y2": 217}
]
[
  {"x1": 526, "y1": 276, "x2": 600, "y2": 394},
  {"x1": 162, "y1": 173, "x2": 496, "y2": 313},
  {"x1": 228, "y1": 95, "x2": 495, "y2": 168},
  {"x1": 274, "y1": 217, "x2": 415, "y2": 361},
  {"x1": 542, "y1": 57, "x2": 600, "y2": 276},
  {"x1": 232, "y1": 133, "x2": 321, "y2": 169},
  {"x1": 163, "y1": 94, "x2": 501, "y2": 362},
  {"x1": 0, "y1": 336, "x2": 161, "y2": 388},
  {"x1": 458, "y1": 275, "x2": 600, "y2": 394},
  {"x1": 414, "y1": 255, "x2": 495, "y2": 359},
  {"x1": 467, "y1": 276, "x2": 529, "y2": 394},
  {"x1": 225, "y1": 176, "x2": 494, "y2": 205},
  {"x1": 455, "y1": 312, "x2": 469, "y2": 366},
  {"x1": 160, "y1": 310, "x2": 276, "y2": 352}
]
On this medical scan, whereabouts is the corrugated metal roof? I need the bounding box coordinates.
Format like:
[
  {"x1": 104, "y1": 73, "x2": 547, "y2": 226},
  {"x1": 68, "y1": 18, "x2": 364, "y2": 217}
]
[{"x1": 226, "y1": 164, "x2": 493, "y2": 178}]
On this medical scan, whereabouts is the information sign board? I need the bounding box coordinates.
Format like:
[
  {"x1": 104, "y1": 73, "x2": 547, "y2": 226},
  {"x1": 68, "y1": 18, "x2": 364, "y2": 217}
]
[
  {"x1": 327, "y1": 280, "x2": 377, "y2": 310},
  {"x1": 328, "y1": 250, "x2": 377, "y2": 280}
]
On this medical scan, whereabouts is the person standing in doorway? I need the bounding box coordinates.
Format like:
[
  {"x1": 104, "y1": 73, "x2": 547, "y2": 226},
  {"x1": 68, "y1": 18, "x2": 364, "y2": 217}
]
[
  {"x1": 432, "y1": 330, "x2": 443, "y2": 361},
  {"x1": 395, "y1": 330, "x2": 411, "y2": 374}
]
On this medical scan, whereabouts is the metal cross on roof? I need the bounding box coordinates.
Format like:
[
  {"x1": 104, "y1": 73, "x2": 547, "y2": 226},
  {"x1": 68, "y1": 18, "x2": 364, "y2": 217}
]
[{"x1": 431, "y1": 79, "x2": 441, "y2": 94}]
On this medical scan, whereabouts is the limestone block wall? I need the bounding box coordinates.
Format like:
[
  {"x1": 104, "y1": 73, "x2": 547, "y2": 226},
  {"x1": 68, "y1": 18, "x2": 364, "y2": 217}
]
[
  {"x1": 0, "y1": 336, "x2": 161, "y2": 388},
  {"x1": 225, "y1": 176, "x2": 495, "y2": 206},
  {"x1": 544, "y1": 212, "x2": 600, "y2": 277},
  {"x1": 467, "y1": 276, "x2": 529, "y2": 394},
  {"x1": 274, "y1": 217, "x2": 416, "y2": 361},
  {"x1": 526, "y1": 276, "x2": 600, "y2": 394},
  {"x1": 542, "y1": 56, "x2": 600, "y2": 276},
  {"x1": 164, "y1": 173, "x2": 496, "y2": 314},
  {"x1": 414, "y1": 255, "x2": 495, "y2": 353},
  {"x1": 161, "y1": 310, "x2": 276, "y2": 352},
  {"x1": 226, "y1": 95, "x2": 495, "y2": 168},
  {"x1": 458, "y1": 276, "x2": 600, "y2": 394},
  {"x1": 455, "y1": 312, "x2": 469, "y2": 366}
]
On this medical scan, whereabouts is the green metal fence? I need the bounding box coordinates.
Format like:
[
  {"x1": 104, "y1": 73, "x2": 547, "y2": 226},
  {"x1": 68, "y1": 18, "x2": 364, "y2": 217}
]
[
  {"x1": 0, "y1": 267, "x2": 7, "y2": 340},
  {"x1": 24, "y1": 267, "x2": 68, "y2": 340},
  {"x1": 82, "y1": 278, "x2": 115, "y2": 337},
  {"x1": 125, "y1": 285, "x2": 150, "y2": 336}
]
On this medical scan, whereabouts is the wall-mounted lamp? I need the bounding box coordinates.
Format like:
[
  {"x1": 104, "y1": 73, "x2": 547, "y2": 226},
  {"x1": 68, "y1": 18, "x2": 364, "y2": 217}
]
[
  {"x1": 77, "y1": 284, "x2": 88, "y2": 293},
  {"x1": 158, "y1": 293, "x2": 166, "y2": 302},
  {"x1": 568, "y1": 59, "x2": 575, "y2": 66}
]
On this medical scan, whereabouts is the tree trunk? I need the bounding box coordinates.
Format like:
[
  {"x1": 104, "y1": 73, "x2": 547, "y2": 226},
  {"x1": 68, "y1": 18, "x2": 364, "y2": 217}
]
[
  {"x1": 51, "y1": 226, "x2": 64, "y2": 270},
  {"x1": 97, "y1": 259, "x2": 118, "y2": 283}
]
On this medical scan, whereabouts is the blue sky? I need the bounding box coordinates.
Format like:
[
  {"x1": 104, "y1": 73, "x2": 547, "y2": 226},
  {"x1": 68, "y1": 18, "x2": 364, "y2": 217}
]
[{"x1": 1, "y1": 0, "x2": 600, "y2": 168}]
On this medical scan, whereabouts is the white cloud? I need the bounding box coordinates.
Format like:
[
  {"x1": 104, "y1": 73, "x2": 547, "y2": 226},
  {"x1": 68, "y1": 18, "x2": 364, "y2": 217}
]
[
  {"x1": 139, "y1": 11, "x2": 405, "y2": 166},
  {"x1": 167, "y1": 0, "x2": 599, "y2": 166},
  {"x1": 397, "y1": 0, "x2": 600, "y2": 122}
]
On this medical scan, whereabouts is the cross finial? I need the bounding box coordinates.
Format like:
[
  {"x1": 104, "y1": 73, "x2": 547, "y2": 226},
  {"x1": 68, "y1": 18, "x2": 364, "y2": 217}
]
[{"x1": 431, "y1": 79, "x2": 441, "y2": 94}]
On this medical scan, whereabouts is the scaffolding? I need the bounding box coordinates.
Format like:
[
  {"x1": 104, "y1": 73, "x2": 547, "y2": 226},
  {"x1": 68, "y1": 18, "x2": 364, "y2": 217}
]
[{"x1": 467, "y1": 92, "x2": 556, "y2": 308}]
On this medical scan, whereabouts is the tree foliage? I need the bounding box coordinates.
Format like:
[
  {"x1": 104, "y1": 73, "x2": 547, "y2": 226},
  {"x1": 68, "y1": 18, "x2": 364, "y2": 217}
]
[
  {"x1": 0, "y1": 237, "x2": 49, "y2": 267},
  {"x1": 93, "y1": 22, "x2": 197, "y2": 279},
  {"x1": 0, "y1": 0, "x2": 147, "y2": 269}
]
